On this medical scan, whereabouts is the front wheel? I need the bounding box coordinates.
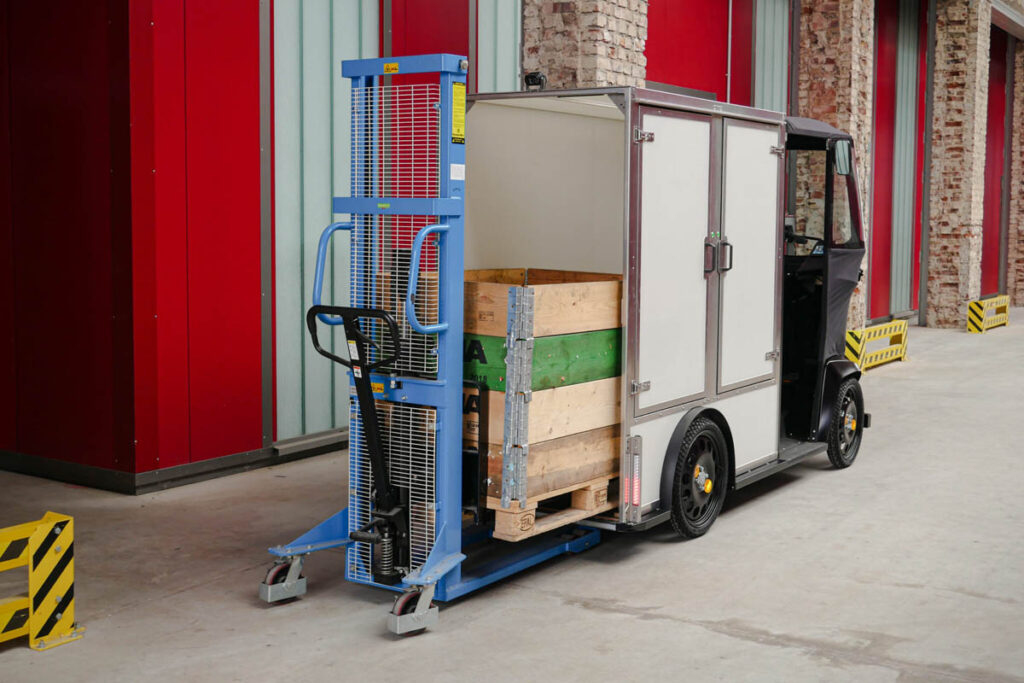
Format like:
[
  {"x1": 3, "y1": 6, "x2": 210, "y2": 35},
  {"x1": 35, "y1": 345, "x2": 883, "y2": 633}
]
[
  {"x1": 827, "y1": 378, "x2": 864, "y2": 468},
  {"x1": 390, "y1": 591, "x2": 432, "y2": 637},
  {"x1": 670, "y1": 417, "x2": 729, "y2": 539}
]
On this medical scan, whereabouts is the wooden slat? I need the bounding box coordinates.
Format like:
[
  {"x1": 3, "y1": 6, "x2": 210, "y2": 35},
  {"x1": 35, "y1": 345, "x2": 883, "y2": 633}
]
[
  {"x1": 470, "y1": 376, "x2": 620, "y2": 445},
  {"x1": 464, "y1": 329, "x2": 621, "y2": 392},
  {"x1": 464, "y1": 269, "x2": 622, "y2": 336},
  {"x1": 464, "y1": 279, "x2": 510, "y2": 336},
  {"x1": 531, "y1": 280, "x2": 621, "y2": 336},
  {"x1": 484, "y1": 425, "x2": 620, "y2": 499}
]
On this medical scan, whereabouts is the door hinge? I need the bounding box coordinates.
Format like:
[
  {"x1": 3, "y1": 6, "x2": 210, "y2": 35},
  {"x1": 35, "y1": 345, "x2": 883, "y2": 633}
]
[
  {"x1": 630, "y1": 379, "x2": 651, "y2": 395},
  {"x1": 765, "y1": 349, "x2": 781, "y2": 361},
  {"x1": 770, "y1": 145, "x2": 786, "y2": 157},
  {"x1": 626, "y1": 434, "x2": 642, "y2": 456},
  {"x1": 633, "y1": 127, "x2": 655, "y2": 143}
]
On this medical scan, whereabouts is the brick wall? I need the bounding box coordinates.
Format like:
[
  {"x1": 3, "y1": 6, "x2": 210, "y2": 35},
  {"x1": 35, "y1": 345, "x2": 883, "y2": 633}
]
[
  {"x1": 1008, "y1": 42, "x2": 1024, "y2": 305},
  {"x1": 925, "y1": 0, "x2": 991, "y2": 327},
  {"x1": 797, "y1": 0, "x2": 875, "y2": 329},
  {"x1": 522, "y1": 0, "x2": 647, "y2": 89}
]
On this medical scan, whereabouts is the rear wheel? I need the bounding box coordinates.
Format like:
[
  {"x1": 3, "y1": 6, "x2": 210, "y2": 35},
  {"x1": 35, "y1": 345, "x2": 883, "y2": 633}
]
[
  {"x1": 265, "y1": 562, "x2": 302, "y2": 585},
  {"x1": 827, "y1": 378, "x2": 864, "y2": 468},
  {"x1": 670, "y1": 417, "x2": 729, "y2": 539}
]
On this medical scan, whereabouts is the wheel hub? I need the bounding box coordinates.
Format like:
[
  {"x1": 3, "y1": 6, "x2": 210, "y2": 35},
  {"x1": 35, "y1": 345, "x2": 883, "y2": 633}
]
[
  {"x1": 693, "y1": 464, "x2": 713, "y2": 495},
  {"x1": 840, "y1": 399, "x2": 858, "y2": 452}
]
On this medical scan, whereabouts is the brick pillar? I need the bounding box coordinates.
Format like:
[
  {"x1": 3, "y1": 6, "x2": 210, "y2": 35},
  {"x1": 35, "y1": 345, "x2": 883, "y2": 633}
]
[
  {"x1": 798, "y1": 0, "x2": 876, "y2": 329},
  {"x1": 1008, "y1": 41, "x2": 1024, "y2": 306},
  {"x1": 925, "y1": 0, "x2": 991, "y2": 327},
  {"x1": 522, "y1": 0, "x2": 648, "y2": 89}
]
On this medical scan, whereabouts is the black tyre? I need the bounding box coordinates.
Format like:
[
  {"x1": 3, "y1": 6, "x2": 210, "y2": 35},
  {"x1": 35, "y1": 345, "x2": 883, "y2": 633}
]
[
  {"x1": 827, "y1": 378, "x2": 864, "y2": 469},
  {"x1": 670, "y1": 417, "x2": 729, "y2": 539}
]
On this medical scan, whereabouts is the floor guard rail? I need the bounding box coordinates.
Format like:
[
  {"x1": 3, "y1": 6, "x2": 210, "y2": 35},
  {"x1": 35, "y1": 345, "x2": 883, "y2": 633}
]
[
  {"x1": 846, "y1": 320, "x2": 908, "y2": 370},
  {"x1": 967, "y1": 295, "x2": 1009, "y2": 333},
  {"x1": 0, "y1": 511, "x2": 84, "y2": 651}
]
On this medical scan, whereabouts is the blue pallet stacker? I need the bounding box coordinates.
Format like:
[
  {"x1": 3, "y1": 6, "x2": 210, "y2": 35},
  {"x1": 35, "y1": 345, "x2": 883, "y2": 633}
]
[{"x1": 259, "y1": 54, "x2": 600, "y2": 635}]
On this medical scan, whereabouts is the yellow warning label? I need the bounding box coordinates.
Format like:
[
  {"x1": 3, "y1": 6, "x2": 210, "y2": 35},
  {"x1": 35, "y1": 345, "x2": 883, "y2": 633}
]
[
  {"x1": 371, "y1": 382, "x2": 385, "y2": 395},
  {"x1": 452, "y1": 82, "x2": 466, "y2": 144},
  {"x1": 383, "y1": 62, "x2": 399, "y2": 74}
]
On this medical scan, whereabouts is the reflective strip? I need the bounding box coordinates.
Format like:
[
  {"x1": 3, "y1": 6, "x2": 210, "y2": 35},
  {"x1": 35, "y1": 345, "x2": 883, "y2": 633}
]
[{"x1": 28, "y1": 514, "x2": 77, "y2": 648}]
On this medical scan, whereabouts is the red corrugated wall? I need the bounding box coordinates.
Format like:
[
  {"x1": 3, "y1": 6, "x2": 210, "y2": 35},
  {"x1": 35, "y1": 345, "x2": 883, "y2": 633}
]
[
  {"x1": 183, "y1": 0, "x2": 263, "y2": 464},
  {"x1": 645, "y1": 0, "x2": 753, "y2": 104},
  {"x1": 386, "y1": 0, "x2": 469, "y2": 60},
  {"x1": 129, "y1": 0, "x2": 263, "y2": 472},
  {"x1": 4, "y1": 1, "x2": 135, "y2": 470},
  {"x1": 982, "y1": 26, "x2": 1009, "y2": 297},
  {"x1": 0, "y1": 3, "x2": 15, "y2": 452},
  {"x1": 870, "y1": 0, "x2": 899, "y2": 320},
  {"x1": 2, "y1": 1, "x2": 264, "y2": 479}
]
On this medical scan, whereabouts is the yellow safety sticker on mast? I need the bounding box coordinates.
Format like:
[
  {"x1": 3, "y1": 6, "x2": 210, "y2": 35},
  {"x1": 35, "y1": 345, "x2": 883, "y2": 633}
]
[{"x1": 452, "y1": 82, "x2": 466, "y2": 144}]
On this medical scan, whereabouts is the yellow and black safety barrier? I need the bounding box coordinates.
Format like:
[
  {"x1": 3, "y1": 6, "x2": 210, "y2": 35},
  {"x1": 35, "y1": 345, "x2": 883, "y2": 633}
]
[
  {"x1": 846, "y1": 319, "x2": 908, "y2": 370},
  {"x1": 967, "y1": 295, "x2": 1009, "y2": 333},
  {"x1": 0, "y1": 512, "x2": 84, "y2": 651}
]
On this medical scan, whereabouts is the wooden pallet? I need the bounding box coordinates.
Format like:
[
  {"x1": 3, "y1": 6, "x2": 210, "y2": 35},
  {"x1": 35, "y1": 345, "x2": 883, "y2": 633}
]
[{"x1": 491, "y1": 475, "x2": 617, "y2": 542}]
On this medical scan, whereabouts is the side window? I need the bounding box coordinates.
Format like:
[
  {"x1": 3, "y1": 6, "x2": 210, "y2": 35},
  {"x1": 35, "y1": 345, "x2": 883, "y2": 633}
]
[{"x1": 790, "y1": 149, "x2": 826, "y2": 253}]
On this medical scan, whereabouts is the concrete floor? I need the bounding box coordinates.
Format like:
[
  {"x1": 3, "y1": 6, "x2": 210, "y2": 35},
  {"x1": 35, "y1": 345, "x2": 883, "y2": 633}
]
[{"x1": 2, "y1": 315, "x2": 1024, "y2": 682}]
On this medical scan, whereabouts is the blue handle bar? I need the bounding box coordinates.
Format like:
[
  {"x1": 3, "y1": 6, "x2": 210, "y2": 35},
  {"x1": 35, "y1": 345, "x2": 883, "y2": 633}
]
[
  {"x1": 406, "y1": 223, "x2": 449, "y2": 334},
  {"x1": 312, "y1": 222, "x2": 355, "y2": 325}
]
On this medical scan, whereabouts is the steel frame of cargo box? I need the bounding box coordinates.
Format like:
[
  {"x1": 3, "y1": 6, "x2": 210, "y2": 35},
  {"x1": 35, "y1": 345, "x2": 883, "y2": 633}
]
[{"x1": 465, "y1": 87, "x2": 803, "y2": 531}]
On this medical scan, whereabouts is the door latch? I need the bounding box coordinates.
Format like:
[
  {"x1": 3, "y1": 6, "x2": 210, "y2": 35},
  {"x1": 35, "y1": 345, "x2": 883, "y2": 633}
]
[
  {"x1": 633, "y1": 128, "x2": 655, "y2": 143},
  {"x1": 769, "y1": 145, "x2": 786, "y2": 157},
  {"x1": 630, "y1": 380, "x2": 651, "y2": 395},
  {"x1": 765, "y1": 349, "x2": 780, "y2": 361}
]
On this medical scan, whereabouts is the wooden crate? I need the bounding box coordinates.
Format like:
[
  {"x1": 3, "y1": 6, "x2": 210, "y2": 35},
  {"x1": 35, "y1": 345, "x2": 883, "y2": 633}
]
[
  {"x1": 465, "y1": 269, "x2": 621, "y2": 337},
  {"x1": 463, "y1": 268, "x2": 623, "y2": 541}
]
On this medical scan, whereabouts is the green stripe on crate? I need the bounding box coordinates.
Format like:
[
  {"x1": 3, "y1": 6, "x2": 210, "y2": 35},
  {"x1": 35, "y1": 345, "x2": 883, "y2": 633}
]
[{"x1": 464, "y1": 329, "x2": 621, "y2": 392}]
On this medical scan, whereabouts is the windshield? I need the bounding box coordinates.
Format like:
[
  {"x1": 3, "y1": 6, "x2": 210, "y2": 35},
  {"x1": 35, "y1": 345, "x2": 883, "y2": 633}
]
[{"x1": 830, "y1": 141, "x2": 863, "y2": 249}]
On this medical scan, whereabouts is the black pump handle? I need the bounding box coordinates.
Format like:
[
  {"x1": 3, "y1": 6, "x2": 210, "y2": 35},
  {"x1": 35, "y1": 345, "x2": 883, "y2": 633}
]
[{"x1": 305, "y1": 305, "x2": 402, "y2": 371}]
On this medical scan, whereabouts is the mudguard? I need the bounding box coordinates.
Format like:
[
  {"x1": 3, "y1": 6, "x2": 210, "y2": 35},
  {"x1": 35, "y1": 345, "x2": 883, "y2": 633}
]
[
  {"x1": 658, "y1": 408, "x2": 734, "y2": 512},
  {"x1": 814, "y1": 358, "x2": 861, "y2": 440}
]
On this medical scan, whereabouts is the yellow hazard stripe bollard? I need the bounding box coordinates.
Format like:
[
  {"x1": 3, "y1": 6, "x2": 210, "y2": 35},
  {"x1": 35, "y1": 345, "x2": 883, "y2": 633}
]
[
  {"x1": 967, "y1": 295, "x2": 1009, "y2": 333},
  {"x1": 846, "y1": 320, "x2": 908, "y2": 370},
  {"x1": 0, "y1": 512, "x2": 84, "y2": 650}
]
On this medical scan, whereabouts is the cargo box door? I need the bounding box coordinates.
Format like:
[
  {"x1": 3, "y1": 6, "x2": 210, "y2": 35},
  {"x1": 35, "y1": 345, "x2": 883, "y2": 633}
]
[
  {"x1": 717, "y1": 119, "x2": 783, "y2": 391},
  {"x1": 632, "y1": 108, "x2": 712, "y2": 415}
]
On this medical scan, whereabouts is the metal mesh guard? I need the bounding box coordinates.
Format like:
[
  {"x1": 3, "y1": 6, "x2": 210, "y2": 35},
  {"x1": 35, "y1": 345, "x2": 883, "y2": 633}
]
[
  {"x1": 348, "y1": 398, "x2": 436, "y2": 584},
  {"x1": 349, "y1": 83, "x2": 442, "y2": 377}
]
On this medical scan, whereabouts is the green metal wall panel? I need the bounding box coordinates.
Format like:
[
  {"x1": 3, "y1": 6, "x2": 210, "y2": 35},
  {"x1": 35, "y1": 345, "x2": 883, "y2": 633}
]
[
  {"x1": 274, "y1": 0, "x2": 377, "y2": 440},
  {"x1": 753, "y1": 0, "x2": 789, "y2": 112},
  {"x1": 475, "y1": 0, "x2": 521, "y2": 93},
  {"x1": 890, "y1": 0, "x2": 920, "y2": 314}
]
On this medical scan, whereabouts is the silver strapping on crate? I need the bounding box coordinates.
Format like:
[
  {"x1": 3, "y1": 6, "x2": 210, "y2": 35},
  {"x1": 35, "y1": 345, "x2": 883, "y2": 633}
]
[{"x1": 502, "y1": 286, "x2": 535, "y2": 507}]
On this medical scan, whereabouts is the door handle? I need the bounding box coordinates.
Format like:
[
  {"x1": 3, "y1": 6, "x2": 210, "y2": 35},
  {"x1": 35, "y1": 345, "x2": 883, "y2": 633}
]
[
  {"x1": 719, "y1": 240, "x2": 734, "y2": 272},
  {"x1": 704, "y1": 241, "x2": 717, "y2": 274}
]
